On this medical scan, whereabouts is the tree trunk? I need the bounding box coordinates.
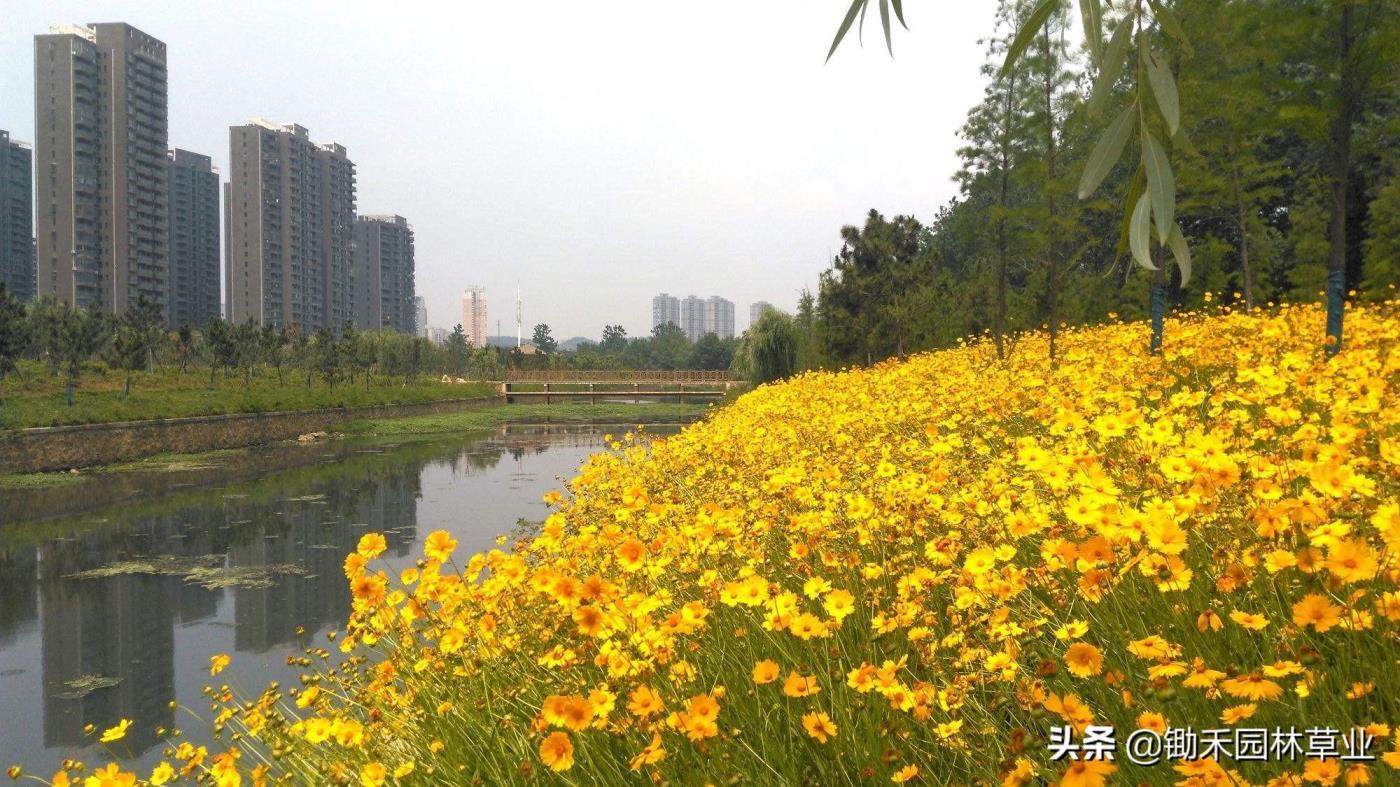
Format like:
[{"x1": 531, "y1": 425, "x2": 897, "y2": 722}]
[
  {"x1": 1042, "y1": 26, "x2": 1060, "y2": 362},
  {"x1": 1230, "y1": 157, "x2": 1254, "y2": 313},
  {"x1": 209, "y1": 365, "x2": 217, "y2": 390},
  {"x1": 1325, "y1": 1, "x2": 1354, "y2": 357},
  {"x1": 65, "y1": 379, "x2": 74, "y2": 407},
  {"x1": 994, "y1": 71, "x2": 1017, "y2": 361},
  {"x1": 124, "y1": 374, "x2": 131, "y2": 398},
  {"x1": 1149, "y1": 258, "x2": 1166, "y2": 357}
]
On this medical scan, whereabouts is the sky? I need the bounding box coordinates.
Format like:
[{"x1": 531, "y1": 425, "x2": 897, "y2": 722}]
[{"x1": 0, "y1": 0, "x2": 998, "y2": 341}]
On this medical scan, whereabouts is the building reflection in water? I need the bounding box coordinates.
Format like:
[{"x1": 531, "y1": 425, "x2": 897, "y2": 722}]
[{"x1": 0, "y1": 422, "x2": 650, "y2": 764}]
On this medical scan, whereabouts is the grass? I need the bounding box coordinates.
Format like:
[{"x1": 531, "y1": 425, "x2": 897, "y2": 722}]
[
  {"x1": 0, "y1": 359, "x2": 495, "y2": 431},
  {"x1": 340, "y1": 401, "x2": 711, "y2": 436}
]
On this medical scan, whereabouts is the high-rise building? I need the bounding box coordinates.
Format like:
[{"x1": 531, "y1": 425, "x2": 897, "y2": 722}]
[
  {"x1": 749, "y1": 301, "x2": 774, "y2": 328},
  {"x1": 166, "y1": 149, "x2": 220, "y2": 328},
  {"x1": 225, "y1": 120, "x2": 356, "y2": 332},
  {"x1": 34, "y1": 23, "x2": 169, "y2": 317},
  {"x1": 0, "y1": 130, "x2": 34, "y2": 301},
  {"x1": 414, "y1": 296, "x2": 427, "y2": 337},
  {"x1": 679, "y1": 294, "x2": 705, "y2": 341},
  {"x1": 462, "y1": 286, "x2": 487, "y2": 348},
  {"x1": 704, "y1": 296, "x2": 735, "y2": 339},
  {"x1": 651, "y1": 292, "x2": 679, "y2": 331},
  {"x1": 351, "y1": 215, "x2": 415, "y2": 333}
]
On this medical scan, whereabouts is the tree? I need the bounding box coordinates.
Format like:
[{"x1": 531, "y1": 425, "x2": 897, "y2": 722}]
[
  {"x1": 176, "y1": 324, "x2": 195, "y2": 374},
  {"x1": 531, "y1": 324, "x2": 557, "y2": 354},
  {"x1": 649, "y1": 322, "x2": 690, "y2": 370},
  {"x1": 204, "y1": 318, "x2": 239, "y2": 390},
  {"x1": 262, "y1": 323, "x2": 292, "y2": 386},
  {"x1": 691, "y1": 332, "x2": 734, "y2": 371},
  {"x1": 0, "y1": 284, "x2": 26, "y2": 408},
  {"x1": 739, "y1": 309, "x2": 798, "y2": 385},
  {"x1": 313, "y1": 327, "x2": 340, "y2": 391},
  {"x1": 600, "y1": 324, "x2": 628, "y2": 353},
  {"x1": 53, "y1": 306, "x2": 112, "y2": 407},
  {"x1": 446, "y1": 324, "x2": 468, "y2": 376},
  {"x1": 232, "y1": 320, "x2": 262, "y2": 388}
]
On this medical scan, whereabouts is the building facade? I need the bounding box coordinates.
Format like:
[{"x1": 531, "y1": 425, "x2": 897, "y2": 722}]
[
  {"x1": 462, "y1": 286, "x2": 487, "y2": 348},
  {"x1": 679, "y1": 295, "x2": 705, "y2": 341},
  {"x1": 749, "y1": 301, "x2": 774, "y2": 328},
  {"x1": 225, "y1": 120, "x2": 356, "y2": 333},
  {"x1": 414, "y1": 296, "x2": 427, "y2": 337},
  {"x1": 166, "y1": 149, "x2": 220, "y2": 328},
  {"x1": 351, "y1": 215, "x2": 415, "y2": 333},
  {"x1": 704, "y1": 296, "x2": 735, "y2": 339},
  {"x1": 34, "y1": 23, "x2": 169, "y2": 317},
  {"x1": 0, "y1": 130, "x2": 34, "y2": 300},
  {"x1": 651, "y1": 292, "x2": 679, "y2": 331}
]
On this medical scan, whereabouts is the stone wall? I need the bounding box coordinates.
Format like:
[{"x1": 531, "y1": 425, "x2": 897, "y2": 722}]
[{"x1": 0, "y1": 396, "x2": 502, "y2": 475}]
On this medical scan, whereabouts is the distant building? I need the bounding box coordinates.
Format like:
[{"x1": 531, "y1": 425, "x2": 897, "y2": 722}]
[
  {"x1": 166, "y1": 149, "x2": 220, "y2": 328},
  {"x1": 427, "y1": 326, "x2": 449, "y2": 345},
  {"x1": 749, "y1": 301, "x2": 774, "y2": 327},
  {"x1": 651, "y1": 292, "x2": 679, "y2": 331},
  {"x1": 414, "y1": 296, "x2": 427, "y2": 337},
  {"x1": 0, "y1": 130, "x2": 34, "y2": 301},
  {"x1": 705, "y1": 296, "x2": 735, "y2": 339},
  {"x1": 35, "y1": 23, "x2": 168, "y2": 317},
  {"x1": 351, "y1": 215, "x2": 415, "y2": 333},
  {"x1": 225, "y1": 119, "x2": 356, "y2": 332},
  {"x1": 462, "y1": 286, "x2": 487, "y2": 348},
  {"x1": 679, "y1": 295, "x2": 706, "y2": 341}
]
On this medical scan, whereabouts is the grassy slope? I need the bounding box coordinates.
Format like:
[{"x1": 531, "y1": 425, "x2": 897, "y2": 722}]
[{"x1": 0, "y1": 360, "x2": 494, "y2": 430}]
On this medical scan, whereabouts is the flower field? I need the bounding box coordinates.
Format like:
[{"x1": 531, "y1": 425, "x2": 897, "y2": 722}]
[{"x1": 23, "y1": 301, "x2": 1400, "y2": 786}]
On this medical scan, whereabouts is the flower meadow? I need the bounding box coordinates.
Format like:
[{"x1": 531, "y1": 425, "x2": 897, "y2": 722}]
[{"x1": 12, "y1": 301, "x2": 1400, "y2": 786}]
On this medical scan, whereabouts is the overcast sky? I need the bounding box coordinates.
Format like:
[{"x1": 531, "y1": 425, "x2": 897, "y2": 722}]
[{"x1": 0, "y1": 1, "x2": 998, "y2": 340}]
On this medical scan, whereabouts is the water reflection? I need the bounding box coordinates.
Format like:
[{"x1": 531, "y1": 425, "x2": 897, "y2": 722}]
[{"x1": 0, "y1": 423, "x2": 679, "y2": 769}]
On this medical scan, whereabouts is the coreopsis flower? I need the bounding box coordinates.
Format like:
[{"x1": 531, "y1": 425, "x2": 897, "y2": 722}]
[
  {"x1": 1058, "y1": 759, "x2": 1116, "y2": 787},
  {"x1": 627, "y1": 685, "x2": 664, "y2": 717},
  {"x1": 539, "y1": 732, "x2": 574, "y2": 772},
  {"x1": 423, "y1": 530, "x2": 458, "y2": 562},
  {"x1": 1293, "y1": 593, "x2": 1344, "y2": 632},
  {"x1": 783, "y1": 671, "x2": 820, "y2": 698},
  {"x1": 356, "y1": 532, "x2": 387, "y2": 560},
  {"x1": 752, "y1": 660, "x2": 780, "y2": 685},
  {"x1": 210, "y1": 653, "x2": 231, "y2": 676},
  {"x1": 802, "y1": 711, "x2": 837, "y2": 743},
  {"x1": 1064, "y1": 642, "x2": 1104, "y2": 678},
  {"x1": 98, "y1": 719, "x2": 132, "y2": 744}
]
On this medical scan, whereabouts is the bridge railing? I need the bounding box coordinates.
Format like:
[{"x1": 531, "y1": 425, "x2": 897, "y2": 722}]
[{"x1": 504, "y1": 370, "x2": 740, "y2": 383}]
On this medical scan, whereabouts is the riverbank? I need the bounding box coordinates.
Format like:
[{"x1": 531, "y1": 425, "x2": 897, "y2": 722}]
[
  {"x1": 339, "y1": 401, "x2": 710, "y2": 436},
  {"x1": 0, "y1": 401, "x2": 710, "y2": 490}
]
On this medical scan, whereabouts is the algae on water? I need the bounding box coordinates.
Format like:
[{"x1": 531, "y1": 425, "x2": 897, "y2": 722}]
[
  {"x1": 66, "y1": 554, "x2": 306, "y2": 589},
  {"x1": 54, "y1": 675, "x2": 122, "y2": 700}
]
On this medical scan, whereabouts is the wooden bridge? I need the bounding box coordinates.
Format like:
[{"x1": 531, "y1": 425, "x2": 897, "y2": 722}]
[{"x1": 500, "y1": 370, "x2": 743, "y2": 404}]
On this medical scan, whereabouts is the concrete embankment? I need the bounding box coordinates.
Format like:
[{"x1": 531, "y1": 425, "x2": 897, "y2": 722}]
[{"x1": 0, "y1": 395, "x2": 502, "y2": 474}]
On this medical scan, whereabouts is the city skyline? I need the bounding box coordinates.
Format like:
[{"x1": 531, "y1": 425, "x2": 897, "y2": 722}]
[{"x1": 0, "y1": 1, "x2": 992, "y2": 338}]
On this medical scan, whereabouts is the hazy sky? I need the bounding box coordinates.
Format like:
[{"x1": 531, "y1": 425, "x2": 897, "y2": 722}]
[{"x1": 0, "y1": 1, "x2": 998, "y2": 340}]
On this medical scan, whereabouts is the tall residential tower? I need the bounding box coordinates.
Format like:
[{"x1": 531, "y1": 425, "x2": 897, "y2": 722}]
[
  {"x1": 651, "y1": 293, "x2": 679, "y2": 332},
  {"x1": 462, "y1": 287, "x2": 487, "y2": 348},
  {"x1": 351, "y1": 215, "x2": 415, "y2": 334},
  {"x1": 34, "y1": 23, "x2": 169, "y2": 316},
  {"x1": 166, "y1": 149, "x2": 220, "y2": 328},
  {"x1": 225, "y1": 120, "x2": 356, "y2": 332},
  {"x1": 0, "y1": 130, "x2": 34, "y2": 300}
]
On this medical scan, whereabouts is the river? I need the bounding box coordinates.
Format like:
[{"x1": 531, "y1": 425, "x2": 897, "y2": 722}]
[{"x1": 0, "y1": 421, "x2": 681, "y2": 773}]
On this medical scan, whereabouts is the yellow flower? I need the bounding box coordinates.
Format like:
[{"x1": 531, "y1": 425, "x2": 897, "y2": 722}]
[
  {"x1": 629, "y1": 733, "x2": 666, "y2": 771},
  {"x1": 539, "y1": 732, "x2": 574, "y2": 772},
  {"x1": 615, "y1": 538, "x2": 647, "y2": 571},
  {"x1": 423, "y1": 530, "x2": 458, "y2": 562},
  {"x1": 1293, "y1": 593, "x2": 1344, "y2": 632},
  {"x1": 801, "y1": 711, "x2": 837, "y2": 743},
  {"x1": 98, "y1": 719, "x2": 133, "y2": 743},
  {"x1": 627, "y1": 685, "x2": 664, "y2": 717},
  {"x1": 822, "y1": 589, "x2": 856, "y2": 621},
  {"x1": 1064, "y1": 642, "x2": 1104, "y2": 678},
  {"x1": 891, "y1": 764, "x2": 919, "y2": 783},
  {"x1": 1220, "y1": 703, "x2": 1257, "y2": 724},
  {"x1": 783, "y1": 671, "x2": 820, "y2": 698},
  {"x1": 1229, "y1": 610, "x2": 1270, "y2": 631},
  {"x1": 210, "y1": 653, "x2": 230, "y2": 676},
  {"x1": 1058, "y1": 760, "x2": 1115, "y2": 787},
  {"x1": 752, "y1": 659, "x2": 780, "y2": 685},
  {"x1": 82, "y1": 763, "x2": 135, "y2": 787},
  {"x1": 359, "y1": 762, "x2": 386, "y2": 787},
  {"x1": 356, "y1": 532, "x2": 387, "y2": 560},
  {"x1": 149, "y1": 762, "x2": 175, "y2": 786}
]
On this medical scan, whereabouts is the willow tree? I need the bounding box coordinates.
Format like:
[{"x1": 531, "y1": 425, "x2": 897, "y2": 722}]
[{"x1": 828, "y1": 0, "x2": 1193, "y2": 356}]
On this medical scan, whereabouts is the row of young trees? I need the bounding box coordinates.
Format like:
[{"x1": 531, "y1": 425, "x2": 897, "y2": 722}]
[
  {"x1": 504, "y1": 322, "x2": 741, "y2": 372},
  {"x1": 803, "y1": 0, "x2": 1397, "y2": 368},
  {"x1": 0, "y1": 288, "x2": 483, "y2": 407}
]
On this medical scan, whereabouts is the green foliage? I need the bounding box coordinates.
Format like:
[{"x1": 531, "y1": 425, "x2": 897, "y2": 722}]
[
  {"x1": 738, "y1": 309, "x2": 799, "y2": 385},
  {"x1": 531, "y1": 323, "x2": 558, "y2": 354}
]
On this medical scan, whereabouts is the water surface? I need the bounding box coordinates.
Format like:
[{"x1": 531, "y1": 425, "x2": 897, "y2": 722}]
[{"x1": 0, "y1": 423, "x2": 674, "y2": 772}]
